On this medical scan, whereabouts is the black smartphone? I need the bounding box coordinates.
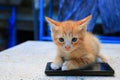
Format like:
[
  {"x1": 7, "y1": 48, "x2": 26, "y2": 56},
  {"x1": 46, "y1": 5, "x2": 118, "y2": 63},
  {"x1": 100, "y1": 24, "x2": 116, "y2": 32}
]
[{"x1": 45, "y1": 62, "x2": 114, "y2": 76}]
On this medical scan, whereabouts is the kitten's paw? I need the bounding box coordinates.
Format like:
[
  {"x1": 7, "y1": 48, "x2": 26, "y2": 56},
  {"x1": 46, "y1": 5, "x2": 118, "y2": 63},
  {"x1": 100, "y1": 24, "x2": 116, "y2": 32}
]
[
  {"x1": 51, "y1": 63, "x2": 61, "y2": 70},
  {"x1": 62, "y1": 62, "x2": 68, "y2": 71},
  {"x1": 62, "y1": 61, "x2": 79, "y2": 71}
]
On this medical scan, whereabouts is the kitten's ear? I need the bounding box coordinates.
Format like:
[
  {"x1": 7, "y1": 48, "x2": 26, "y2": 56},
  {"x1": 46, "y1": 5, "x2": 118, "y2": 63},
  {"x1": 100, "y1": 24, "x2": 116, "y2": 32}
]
[
  {"x1": 45, "y1": 17, "x2": 60, "y2": 32},
  {"x1": 77, "y1": 15, "x2": 92, "y2": 30}
]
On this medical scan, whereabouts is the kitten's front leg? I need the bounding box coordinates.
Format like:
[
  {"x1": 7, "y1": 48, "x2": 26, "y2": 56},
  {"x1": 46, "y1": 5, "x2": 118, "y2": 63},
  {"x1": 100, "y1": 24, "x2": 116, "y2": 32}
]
[
  {"x1": 51, "y1": 55, "x2": 63, "y2": 70},
  {"x1": 62, "y1": 54, "x2": 96, "y2": 71},
  {"x1": 62, "y1": 60, "x2": 79, "y2": 71}
]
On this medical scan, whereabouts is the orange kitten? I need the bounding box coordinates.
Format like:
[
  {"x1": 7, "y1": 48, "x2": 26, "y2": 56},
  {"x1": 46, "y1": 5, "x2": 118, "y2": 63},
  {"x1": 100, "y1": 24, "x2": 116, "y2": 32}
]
[{"x1": 45, "y1": 15, "x2": 106, "y2": 71}]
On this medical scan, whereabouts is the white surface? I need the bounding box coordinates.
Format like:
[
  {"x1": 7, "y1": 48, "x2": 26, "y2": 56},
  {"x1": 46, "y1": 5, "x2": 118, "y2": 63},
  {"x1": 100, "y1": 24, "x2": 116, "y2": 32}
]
[{"x1": 0, "y1": 41, "x2": 120, "y2": 80}]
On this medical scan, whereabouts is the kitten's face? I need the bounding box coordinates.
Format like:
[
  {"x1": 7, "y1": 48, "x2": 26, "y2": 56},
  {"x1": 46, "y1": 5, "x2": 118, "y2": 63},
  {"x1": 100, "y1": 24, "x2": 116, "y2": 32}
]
[{"x1": 46, "y1": 16, "x2": 91, "y2": 52}]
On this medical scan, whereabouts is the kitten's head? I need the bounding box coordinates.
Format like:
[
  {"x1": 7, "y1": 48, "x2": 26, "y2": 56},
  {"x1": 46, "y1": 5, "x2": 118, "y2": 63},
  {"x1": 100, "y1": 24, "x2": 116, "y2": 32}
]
[{"x1": 46, "y1": 15, "x2": 91, "y2": 52}]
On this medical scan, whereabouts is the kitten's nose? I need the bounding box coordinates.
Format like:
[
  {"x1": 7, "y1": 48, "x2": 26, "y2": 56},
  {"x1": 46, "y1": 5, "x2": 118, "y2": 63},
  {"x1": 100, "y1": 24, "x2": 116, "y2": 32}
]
[{"x1": 65, "y1": 46, "x2": 71, "y2": 50}]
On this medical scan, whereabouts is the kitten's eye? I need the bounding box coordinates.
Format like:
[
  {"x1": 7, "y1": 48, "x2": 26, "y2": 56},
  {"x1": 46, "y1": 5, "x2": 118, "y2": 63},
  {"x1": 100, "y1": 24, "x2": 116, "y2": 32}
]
[
  {"x1": 72, "y1": 37, "x2": 77, "y2": 42},
  {"x1": 59, "y1": 38, "x2": 64, "y2": 42}
]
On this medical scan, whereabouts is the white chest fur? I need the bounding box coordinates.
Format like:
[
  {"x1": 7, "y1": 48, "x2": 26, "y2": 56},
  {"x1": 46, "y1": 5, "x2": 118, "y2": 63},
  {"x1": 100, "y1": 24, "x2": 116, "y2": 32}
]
[{"x1": 63, "y1": 52, "x2": 70, "y2": 60}]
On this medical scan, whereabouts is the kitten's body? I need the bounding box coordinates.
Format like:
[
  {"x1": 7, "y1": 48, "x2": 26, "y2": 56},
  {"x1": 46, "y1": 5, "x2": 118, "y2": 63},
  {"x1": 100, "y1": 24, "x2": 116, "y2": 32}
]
[{"x1": 46, "y1": 16, "x2": 106, "y2": 71}]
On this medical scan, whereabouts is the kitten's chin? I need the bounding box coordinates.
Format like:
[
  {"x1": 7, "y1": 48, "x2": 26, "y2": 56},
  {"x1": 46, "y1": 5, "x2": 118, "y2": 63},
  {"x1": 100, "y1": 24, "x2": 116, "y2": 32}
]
[{"x1": 64, "y1": 50, "x2": 71, "y2": 53}]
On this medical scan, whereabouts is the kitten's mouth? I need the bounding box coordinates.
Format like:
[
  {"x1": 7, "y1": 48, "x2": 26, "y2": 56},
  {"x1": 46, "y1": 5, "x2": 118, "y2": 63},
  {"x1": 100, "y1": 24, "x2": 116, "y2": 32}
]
[
  {"x1": 65, "y1": 48, "x2": 70, "y2": 51},
  {"x1": 65, "y1": 48, "x2": 73, "y2": 52}
]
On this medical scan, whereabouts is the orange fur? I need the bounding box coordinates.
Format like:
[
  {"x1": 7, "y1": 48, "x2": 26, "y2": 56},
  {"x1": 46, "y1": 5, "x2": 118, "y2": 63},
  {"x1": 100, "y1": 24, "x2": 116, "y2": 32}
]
[{"x1": 46, "y1": 15, "x2": 106, "y2": 70}]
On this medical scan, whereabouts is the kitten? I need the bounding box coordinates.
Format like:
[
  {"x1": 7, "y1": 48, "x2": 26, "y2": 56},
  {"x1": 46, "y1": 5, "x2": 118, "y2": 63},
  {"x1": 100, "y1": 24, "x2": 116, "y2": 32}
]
[{"x1": 45, "y1": 15, "x2": 106, "y2": 71}]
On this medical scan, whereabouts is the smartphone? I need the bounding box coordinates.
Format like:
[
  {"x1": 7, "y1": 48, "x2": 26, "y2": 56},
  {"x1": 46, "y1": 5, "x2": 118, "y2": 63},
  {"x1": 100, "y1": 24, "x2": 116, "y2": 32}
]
[{"x1": 45, "y1": 62, "x2": 114, "y2": 76}]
